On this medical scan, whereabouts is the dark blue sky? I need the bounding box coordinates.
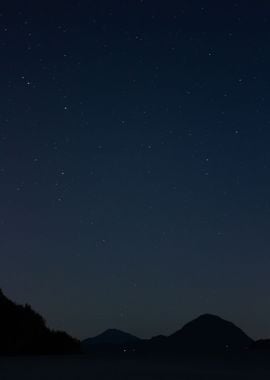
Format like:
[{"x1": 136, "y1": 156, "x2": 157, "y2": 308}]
[{"x1": 1, "y1": 0, "x2": 270, "y2": 340}]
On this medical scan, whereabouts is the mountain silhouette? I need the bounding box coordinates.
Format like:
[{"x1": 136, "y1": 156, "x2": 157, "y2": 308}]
[
  {"x1": 0, "y1": 289, "x2": 80, "y2": 354},
  {"x1": 82, "y1": 329, "x2": 141, "y2": 353},
  {"x1": 1, "y1": 289, "x2": 258, "y2": 356},
  {"x1": 167, "y1": 314, "x2": 253, "y2": 352},
  {"x1": 83, "y1": 328, "x2": 141, "y2": 346},
  {"x1": 82, "y1": 314, "x2": 254, "y2": 355}
]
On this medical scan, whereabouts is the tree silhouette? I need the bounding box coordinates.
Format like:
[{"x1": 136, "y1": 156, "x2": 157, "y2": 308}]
[{"x1": 0, "y1": 289, "x2": 80, "y2": 354}]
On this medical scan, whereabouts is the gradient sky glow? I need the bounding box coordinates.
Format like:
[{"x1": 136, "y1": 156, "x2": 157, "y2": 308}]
[{"x1": 1, "y1": 0, "x2": 270, "y2": 340}]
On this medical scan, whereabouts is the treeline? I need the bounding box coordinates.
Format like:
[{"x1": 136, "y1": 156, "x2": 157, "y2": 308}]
[{"x1": 0, "y1": 289, "x2": 80, "y2": 355}]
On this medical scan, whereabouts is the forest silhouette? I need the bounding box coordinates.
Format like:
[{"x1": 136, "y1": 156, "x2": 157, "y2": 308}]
[{"x1": 0, "y1": 289, "x2": 80, "y2": 354}]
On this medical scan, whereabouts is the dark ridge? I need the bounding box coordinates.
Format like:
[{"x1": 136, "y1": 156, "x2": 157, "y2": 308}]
[{"x1": 0, "y1": 289, "x2": 80, "y2": 355}]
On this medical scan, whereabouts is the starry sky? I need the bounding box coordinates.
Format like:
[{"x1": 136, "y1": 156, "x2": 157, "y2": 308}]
[{"x1": 1, "y1": 0, "x2": 270, "y2": 340}]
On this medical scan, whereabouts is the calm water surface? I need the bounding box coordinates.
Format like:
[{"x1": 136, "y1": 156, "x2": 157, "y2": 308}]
[{"x1": 0, "y1": 355, "x2": 270, "y2": 379}]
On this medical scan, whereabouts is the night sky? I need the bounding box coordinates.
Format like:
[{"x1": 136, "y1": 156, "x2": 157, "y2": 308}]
[{"x1": 1, "y1": 0, "x2": 270, "y2": 340}]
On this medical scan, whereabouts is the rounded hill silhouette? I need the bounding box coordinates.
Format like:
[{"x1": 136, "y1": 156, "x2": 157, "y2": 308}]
[
  {"x1": 168, "y1": 314, "x2": 253, "y2": 352},
  {"x1": 83, "y1": 328, "x2": 141, "y2": 346}
]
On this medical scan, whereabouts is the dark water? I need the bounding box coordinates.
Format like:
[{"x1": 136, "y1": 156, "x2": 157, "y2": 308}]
[{"x1": 1, "y1": 355, "x2": 270, "y2": 379}]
